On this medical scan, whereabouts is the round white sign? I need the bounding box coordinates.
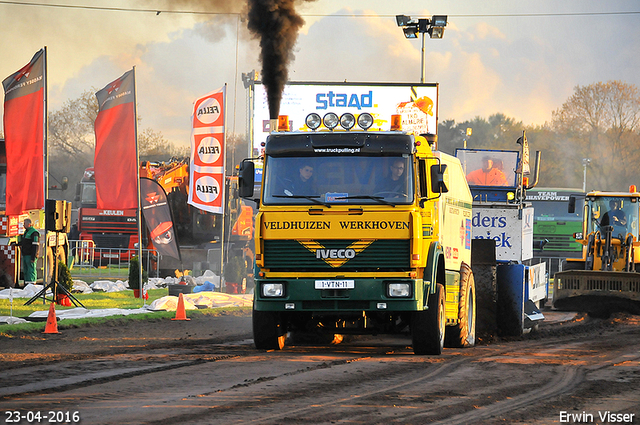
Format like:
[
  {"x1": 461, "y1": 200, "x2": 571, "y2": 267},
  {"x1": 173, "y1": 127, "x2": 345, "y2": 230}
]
[
  {"x1": 197, "y1": 136, "x2": 222, "y2": 165},
  {"x1": 196, "y1": 97, "x2": 222, "y2": 125},
  {"x1": 195, "y1": 175, "x2": 220, "y2": 203}
]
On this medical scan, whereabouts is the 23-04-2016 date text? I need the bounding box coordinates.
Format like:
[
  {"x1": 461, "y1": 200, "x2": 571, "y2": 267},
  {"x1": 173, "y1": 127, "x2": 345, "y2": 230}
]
[{"x1": 4, "y1": 411, "x2": 80, "y2": 424}]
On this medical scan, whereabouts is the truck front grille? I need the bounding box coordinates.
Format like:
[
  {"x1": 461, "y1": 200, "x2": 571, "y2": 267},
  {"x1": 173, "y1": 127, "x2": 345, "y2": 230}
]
[
  {"x1": 263, "y1": 239, "x2": 410, "y2": 271},
  {"x1": 92, "y1": 234, "x2": 130, "y2": 249}
]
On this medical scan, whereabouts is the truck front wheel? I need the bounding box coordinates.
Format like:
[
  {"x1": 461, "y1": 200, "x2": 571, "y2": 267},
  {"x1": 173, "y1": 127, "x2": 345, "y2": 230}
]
[
  {"x1": 411, "y1": 283, "x2": 445, "y2": 355},
  {"x1": 445, "y1": 263, "x2": 476, "y2": 348},
  {"x1": 253, "y1": 309, "x2": 287, "y2": 350}
]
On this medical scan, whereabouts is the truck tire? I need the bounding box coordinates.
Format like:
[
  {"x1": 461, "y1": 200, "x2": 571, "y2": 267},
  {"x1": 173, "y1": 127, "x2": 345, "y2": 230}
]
[
  {"x1": 253, "y1": 308, "x2": 287, "y2": 350},
  {"x1": 445, "y1": 263, "x2": 476, "y2": 348},
  {"x1": 411, "y1": 283, "x2": 445, "y2": 355}
]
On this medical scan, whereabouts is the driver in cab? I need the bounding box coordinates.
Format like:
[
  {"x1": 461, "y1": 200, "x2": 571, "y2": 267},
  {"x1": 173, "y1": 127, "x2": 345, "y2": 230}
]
[
  {"x1": 375, "y1": 159, "x2": 406, "y2": 194},
  {"x1": 601, "y1": 199, "x2": 627, "y2": 238}
]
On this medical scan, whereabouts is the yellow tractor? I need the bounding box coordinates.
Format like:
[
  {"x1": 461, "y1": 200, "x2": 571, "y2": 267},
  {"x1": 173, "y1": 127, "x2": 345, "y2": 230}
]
[{"x1": 553, "y1": 187, "x2": 640, "y2": 317}]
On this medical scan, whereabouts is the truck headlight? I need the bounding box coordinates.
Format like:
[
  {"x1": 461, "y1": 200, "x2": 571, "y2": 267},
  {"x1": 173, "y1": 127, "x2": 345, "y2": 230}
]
[
  {"x1": 262, "y1": 282, "x2": 284, "y2": 297},
  {"x1": 340, "y1": 113, "x2": 355, "y2": 130},
  {"x1": 357, "y1": 112, "x2": 374, "y2": 130},
  {"x1": 305, "y1": 113, "x2": 322, "y2": 130},
  {"x1": 387, "y1": 282, "x2": 412, "y2": 297},
  {"x1": 323, "y1": 112, "x2": 339, "y2": 130}
]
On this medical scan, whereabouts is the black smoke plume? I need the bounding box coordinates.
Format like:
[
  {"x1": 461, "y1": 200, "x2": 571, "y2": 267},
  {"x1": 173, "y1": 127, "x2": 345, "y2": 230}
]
[{"x1": 247, "y1": 0, "x2": 306, "y2": 119}]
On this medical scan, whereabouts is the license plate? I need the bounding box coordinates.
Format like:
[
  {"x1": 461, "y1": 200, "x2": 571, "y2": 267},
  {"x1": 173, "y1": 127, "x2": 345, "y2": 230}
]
[
  {"x1": 103, "y1": 254, "x2": 119, "y2": 259},
  {"x1": 315, "y1": 280, "x2": 355, "y2": 289}
]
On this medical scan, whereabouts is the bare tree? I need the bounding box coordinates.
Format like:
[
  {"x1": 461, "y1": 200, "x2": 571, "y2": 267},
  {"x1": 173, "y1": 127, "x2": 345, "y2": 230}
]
[
  {"x1": 48, "y1": 89, "x2": 97, "y2": 161},
  {"x1": 138, "y1": 128, "x2": 188, "y2": 161},
  {"x1": 46, "y1": 90, "x2": 183, "y2": 202},
  {"x1": 551, "y1": 81, "x2": 640, "y2": 191}
]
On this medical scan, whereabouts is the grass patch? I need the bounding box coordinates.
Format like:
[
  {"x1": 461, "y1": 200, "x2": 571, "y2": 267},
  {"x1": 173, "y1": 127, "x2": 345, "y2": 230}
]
[
  {"x1": 1, "y1": 288, "x2": 251, "y2": 335},
  {"x1": 0, "y1": 306, "x2": 250, "y2": 337},
  {"x1": 0, "y1": 288, "x2": 168, "y2": 318}
]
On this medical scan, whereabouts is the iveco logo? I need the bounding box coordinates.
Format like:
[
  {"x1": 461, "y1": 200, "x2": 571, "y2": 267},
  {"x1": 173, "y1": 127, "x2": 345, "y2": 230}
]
[
  {"x1": 316, "y1": 249, "x2": 356, "y2": 259},
  {"x1": 301, "y1": 240, "x2": 373, "y2": 268}
]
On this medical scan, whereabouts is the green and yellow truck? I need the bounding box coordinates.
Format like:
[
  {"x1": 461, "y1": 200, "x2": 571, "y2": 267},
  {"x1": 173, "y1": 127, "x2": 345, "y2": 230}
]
[{"x1": 238, "y1": 112, "x2": 476, "y2": 355}]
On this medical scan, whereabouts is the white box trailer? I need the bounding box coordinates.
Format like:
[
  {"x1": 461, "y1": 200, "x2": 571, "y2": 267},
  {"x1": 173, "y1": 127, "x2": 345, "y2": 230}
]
[{"x1": 471, "y1": 204, "x2": 534, "y2": 262}]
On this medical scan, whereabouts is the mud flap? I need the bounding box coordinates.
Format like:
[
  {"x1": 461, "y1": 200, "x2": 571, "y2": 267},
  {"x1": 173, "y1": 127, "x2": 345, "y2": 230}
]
[
  {"x1": 471, "y1": 239, "x2": 497, "y2": 339},
  {"x1": 524, "y1": 299, "x2": 544, "y2": 329},
  {"x1": 497, "y1": 264, "x2": 545, "y2": 336},
  {"x1": 496, "y1": 263, "x2": 525, "y2": 337}
]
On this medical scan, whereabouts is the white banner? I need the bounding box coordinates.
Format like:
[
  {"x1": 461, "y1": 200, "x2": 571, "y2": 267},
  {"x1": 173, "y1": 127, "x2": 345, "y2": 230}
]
[
  {"x1": 253, "y1": 82, "x2": 439, "y2": 153},
  {"x1": 188, "y1": 86, "x2": 226, "y2": 214}
]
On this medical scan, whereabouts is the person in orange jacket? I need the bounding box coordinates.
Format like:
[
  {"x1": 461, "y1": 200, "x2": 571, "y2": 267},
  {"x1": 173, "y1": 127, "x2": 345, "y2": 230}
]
[{"x1": 466, "y1": 156, "x2": 507, "y2": 186}]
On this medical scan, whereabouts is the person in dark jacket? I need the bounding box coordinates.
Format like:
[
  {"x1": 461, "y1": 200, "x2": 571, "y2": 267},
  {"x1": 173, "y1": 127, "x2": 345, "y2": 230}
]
[
  {"x1": 375, "y1": 158, "x2": 407, "y2": 194},
  {"x1": 282, "y1": 162, "x2": 316, "y2": 196},
  {"x1": 18, "y1": 218, "x2": 40, "y2": 285}
]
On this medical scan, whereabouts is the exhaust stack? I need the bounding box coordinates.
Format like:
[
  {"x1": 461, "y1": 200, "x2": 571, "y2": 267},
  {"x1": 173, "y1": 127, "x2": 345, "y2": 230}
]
[{"x1": 269, "y1": 118, "x2": 278, "y2": 134}]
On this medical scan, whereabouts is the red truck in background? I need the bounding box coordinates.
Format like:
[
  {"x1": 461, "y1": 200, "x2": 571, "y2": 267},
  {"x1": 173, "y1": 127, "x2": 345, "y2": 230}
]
[
  {"x1": 75, "y1": 159, "x2": 254, "y2": 276},
  {"x1": 74, "y1": 167, "x2": 139, "y2": 266}
]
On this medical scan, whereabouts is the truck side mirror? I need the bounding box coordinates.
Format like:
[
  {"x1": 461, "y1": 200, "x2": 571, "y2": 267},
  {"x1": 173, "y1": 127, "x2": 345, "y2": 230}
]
[
  {"x1": 74, "y1": 183, "x2": 81, "y2": 202},
  {"x1": 568, "y1": 195, "x2": 576, "y2": 214},
  {"x1": 62, "y1": 176, "x2": 69, "y2": 191},
  {"x1": 238, "y1": 161, "x2": 255, "y2": 198},
  {"x1": 430, "y1": 164, "x2": 448, "y2": 194}
]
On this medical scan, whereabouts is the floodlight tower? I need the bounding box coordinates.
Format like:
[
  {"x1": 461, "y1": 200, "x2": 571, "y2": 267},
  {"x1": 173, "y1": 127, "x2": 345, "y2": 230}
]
[{"x1": 395, "y1": 14, "x2": 448, "y2": 83}]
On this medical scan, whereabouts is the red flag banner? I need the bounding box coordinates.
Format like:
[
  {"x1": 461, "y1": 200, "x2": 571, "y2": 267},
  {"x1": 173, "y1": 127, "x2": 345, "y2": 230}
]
[
  {"x1": 140, "y1": 177, "x2": 181, "y2": 261},
  {"x1": 2, "y1": 49, "x2": 45, "y2": 215},
  {"x1": 94, "y1": 70, "x2": 137, "y2": 210},
  {"x1": 188, "y1": 86, "x2": 226, "y2": 214}
]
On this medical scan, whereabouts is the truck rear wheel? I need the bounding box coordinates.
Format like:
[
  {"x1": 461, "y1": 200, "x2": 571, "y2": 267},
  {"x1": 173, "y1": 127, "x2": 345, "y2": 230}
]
[
  {"x1": 412, "y1": 283, "x2": 445, "y2": 355},
  {"x1": 445, "y1": 264, "x2": 476, "y2": 348},
  {"x1": 253, "y1": 309, "x2": 287, "y2": 350}
]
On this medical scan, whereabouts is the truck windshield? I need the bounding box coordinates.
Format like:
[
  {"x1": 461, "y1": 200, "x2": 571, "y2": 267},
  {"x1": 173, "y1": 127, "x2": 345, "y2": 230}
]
[
  {"x1": 81, "y1": 182, "x2": 97, "y2": 207},
  {"x1": 262, "y1": 155, "x2": 414, "y2": 206},
  {"x1": 588, "y1": 196, "x2": 639, "y2": 240},
  {"x1": 456, "y1": 149, "x2": 519, "y2": 187}
]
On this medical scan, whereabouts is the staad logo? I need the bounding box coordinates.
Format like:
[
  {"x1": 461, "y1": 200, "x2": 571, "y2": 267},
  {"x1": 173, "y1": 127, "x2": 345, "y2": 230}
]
[{"x1": 315, "y1": 90, "x2": 373, "y2": 110}]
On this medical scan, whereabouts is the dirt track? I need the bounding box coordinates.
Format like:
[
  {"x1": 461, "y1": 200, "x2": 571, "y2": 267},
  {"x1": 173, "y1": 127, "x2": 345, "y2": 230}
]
[{"x1": 1, "y1": 310, "x2": 639, "y2": 424}]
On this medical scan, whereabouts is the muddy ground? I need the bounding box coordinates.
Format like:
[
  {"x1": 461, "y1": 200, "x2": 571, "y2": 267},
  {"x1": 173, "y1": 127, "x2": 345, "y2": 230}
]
[
  {"x1": 1, "y1": 309, "x2": 639, "y2": 424},
  {"x1": 0, "y1": 310, "x2": 254, "y2": 366}
]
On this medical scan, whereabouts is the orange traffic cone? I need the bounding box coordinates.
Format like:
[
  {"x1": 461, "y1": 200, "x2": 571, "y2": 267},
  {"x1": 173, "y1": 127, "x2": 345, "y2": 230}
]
[
  {"x1": 43, "y1": 303, "x2": 59, "y2": 334},
  {"x1": 172, "y1": 293, "x2": 190, "y2": 321}
]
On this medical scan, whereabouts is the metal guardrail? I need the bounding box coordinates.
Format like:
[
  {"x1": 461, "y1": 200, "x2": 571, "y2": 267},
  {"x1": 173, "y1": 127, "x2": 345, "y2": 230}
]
[
  {"x1": 68, "y1": 240, "x2": 159, "y2": 279},
  {"x1": 531, "y1": 256, "x2": 566, "y2": 277}
]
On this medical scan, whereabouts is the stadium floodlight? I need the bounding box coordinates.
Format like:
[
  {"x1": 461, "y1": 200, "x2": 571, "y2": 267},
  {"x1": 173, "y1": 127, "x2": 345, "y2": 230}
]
[{"x1": 395, "y1": 14, "x2": 448, "y2": 82}]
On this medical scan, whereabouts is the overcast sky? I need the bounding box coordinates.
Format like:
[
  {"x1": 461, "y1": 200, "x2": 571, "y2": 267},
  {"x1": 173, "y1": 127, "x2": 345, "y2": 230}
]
[{"x1": 1, "y1": 0, "x2": 639, "y2": 149}]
